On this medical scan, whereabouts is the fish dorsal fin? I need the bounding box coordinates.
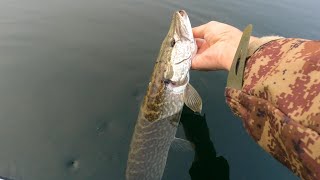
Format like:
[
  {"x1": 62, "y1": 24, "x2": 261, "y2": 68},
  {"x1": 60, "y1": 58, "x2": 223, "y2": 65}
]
[
  {"x1": 184, "y1": 83, "x2": 202, "y2": 113},
  {"x1": 171, "y1": 137, "x2": 194, "y2": 152}
]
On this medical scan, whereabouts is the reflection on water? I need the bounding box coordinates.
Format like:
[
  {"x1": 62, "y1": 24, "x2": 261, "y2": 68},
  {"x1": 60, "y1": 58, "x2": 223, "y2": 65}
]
[{"x1": 0, "y1": 0, "x2": 319, "y2": 179}]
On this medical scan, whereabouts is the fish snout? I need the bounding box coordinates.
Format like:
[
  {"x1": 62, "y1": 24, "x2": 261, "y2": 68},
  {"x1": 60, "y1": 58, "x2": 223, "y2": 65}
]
[{"x1": 178, "y1": 10, "x2": 186, "y2": 17}]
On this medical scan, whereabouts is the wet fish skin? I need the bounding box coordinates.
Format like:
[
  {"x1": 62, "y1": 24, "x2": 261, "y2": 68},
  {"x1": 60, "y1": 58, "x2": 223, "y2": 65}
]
[{"x1": 126, "y1": 10, "x2": 197, "y2": 180}]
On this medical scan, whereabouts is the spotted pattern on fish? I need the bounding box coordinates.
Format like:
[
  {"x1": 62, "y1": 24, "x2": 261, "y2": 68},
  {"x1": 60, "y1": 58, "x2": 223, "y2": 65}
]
[{"x1": 141, "y1": 45, "x2": 171, "y2": 122}]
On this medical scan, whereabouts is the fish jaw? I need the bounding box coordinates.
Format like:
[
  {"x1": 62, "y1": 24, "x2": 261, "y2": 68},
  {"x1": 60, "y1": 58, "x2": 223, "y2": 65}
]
[{"x1": 167, "y1": 10, "x2": 197, "y2": 86}]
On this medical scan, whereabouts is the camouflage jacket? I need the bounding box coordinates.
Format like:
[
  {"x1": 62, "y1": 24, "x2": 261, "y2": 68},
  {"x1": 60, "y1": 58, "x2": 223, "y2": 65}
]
[{"x1": 225, "y1": 37, "x2": 320, "y2": 180}]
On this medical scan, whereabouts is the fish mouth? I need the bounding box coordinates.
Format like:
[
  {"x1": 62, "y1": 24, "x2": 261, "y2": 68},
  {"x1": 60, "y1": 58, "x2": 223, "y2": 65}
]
[
  {"x1": 178, "y1": 10, "x2": 186, "y2": 17},
  {"x1": 176, "y1": 10, "x2": 189, "y2": 21},
  {"x1": 174, "y1": 10, "x2": 193, "y2": 41}
]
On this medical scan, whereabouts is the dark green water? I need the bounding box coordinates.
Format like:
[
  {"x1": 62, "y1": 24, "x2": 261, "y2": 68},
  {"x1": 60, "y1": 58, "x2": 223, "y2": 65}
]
[{"x1": 0, "y1": 0, "x2": 319, "y2": 179}]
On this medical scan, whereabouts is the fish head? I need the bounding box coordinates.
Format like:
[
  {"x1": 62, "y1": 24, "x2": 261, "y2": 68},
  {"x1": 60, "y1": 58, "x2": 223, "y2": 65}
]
[
  {"x1": 162, "y1": 10, "x2": 197, "y2": 92},
  {"x1": 141, "y1": 10, "x2": 196, "y2": 122}
]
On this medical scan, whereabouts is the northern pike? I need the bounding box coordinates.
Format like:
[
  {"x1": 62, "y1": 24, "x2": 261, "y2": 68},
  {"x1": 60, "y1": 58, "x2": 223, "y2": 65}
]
[{"x1": 126, "y1": 10, "x2": 202, "y2": 180}]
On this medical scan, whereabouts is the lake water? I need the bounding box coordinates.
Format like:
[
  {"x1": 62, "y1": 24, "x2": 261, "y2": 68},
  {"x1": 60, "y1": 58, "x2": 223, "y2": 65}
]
[{"x1": 0, "y1": 0, "x2": 319, "y2": 179}]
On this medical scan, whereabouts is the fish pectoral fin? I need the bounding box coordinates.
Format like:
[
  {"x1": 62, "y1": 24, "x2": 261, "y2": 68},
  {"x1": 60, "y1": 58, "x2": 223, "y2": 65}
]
[
  {"x1": 171, "y1": 137, "x2": 194, "y2": 152},
  {"x1": 184, "y1": 83, "x2": 202, "y2": 113}
]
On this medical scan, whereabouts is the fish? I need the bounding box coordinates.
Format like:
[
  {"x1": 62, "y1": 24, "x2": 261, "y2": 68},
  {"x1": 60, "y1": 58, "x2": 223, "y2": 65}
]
[{"x1": 126, "y1": 10, "x2": 202, "y2": 180}]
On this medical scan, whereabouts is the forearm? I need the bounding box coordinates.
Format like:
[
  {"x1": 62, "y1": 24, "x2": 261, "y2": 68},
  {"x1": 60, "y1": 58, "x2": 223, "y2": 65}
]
[{"x1": 225, "y1": 38, "x2": 320, "y2": 180}]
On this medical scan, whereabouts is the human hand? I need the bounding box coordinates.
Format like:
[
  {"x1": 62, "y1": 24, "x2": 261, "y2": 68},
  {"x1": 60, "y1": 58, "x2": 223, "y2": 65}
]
[{"x1": 192, "y1": 21, "x2": 258, "y2": 71}]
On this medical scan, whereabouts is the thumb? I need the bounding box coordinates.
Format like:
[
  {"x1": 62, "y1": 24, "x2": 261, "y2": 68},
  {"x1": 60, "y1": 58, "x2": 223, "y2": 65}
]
[
  {"x1": 191, "y1": 54, "x2": 205, "y2": 70},
  {"x1": 192, "y1": 51, "x2": 222, "y2": 71}
]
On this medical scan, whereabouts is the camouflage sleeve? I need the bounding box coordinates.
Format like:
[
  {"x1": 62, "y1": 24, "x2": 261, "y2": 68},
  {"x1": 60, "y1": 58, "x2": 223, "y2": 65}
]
[{"x1": 225, "y1": 38, "x2": 320, "y2": 180}]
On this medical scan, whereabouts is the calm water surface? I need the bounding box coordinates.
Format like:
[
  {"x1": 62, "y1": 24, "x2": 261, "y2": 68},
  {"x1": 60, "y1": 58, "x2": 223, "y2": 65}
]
[{"x1": 0, "y1": 0, "x2": 319, "y2": 179}]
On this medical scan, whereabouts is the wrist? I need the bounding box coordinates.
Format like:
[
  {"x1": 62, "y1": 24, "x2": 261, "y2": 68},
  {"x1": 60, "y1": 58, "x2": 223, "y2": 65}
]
[
  {"x1": 247, "y1": 36, "x2": 284, "y2": 57},
  {"x1": 249, "y1": 35, "x2": 259, "y2": 45}
]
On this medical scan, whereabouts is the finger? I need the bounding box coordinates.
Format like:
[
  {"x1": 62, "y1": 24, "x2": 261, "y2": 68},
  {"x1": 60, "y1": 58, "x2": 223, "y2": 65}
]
[
  {"x1": 192, "y1": 23, "x2": 208, "y2": 39},
  {"x1": 195, "y1": 38, "x2": 205, "y2": 48},
  {"x1": 192, "y1": 49, "x2": 221, "y2": 71},
  {"x1": 196, "y1": 40, "x2": 209, "y2": 54},
  {"x1": 191, "y1": 54, "x2": 205, "y2": 70},
  {"x1": 193, "y1": 21, "x2": 220, "y2": 38}
]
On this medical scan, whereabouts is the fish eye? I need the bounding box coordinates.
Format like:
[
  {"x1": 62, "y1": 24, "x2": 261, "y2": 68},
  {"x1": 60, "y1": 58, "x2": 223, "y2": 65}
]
[
  {"x1": 170, "y1": 39, "x2": 176, "y2": 47},
  {"x1": 163, "y1": 79, "x2": 171, "y2": 85}
]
